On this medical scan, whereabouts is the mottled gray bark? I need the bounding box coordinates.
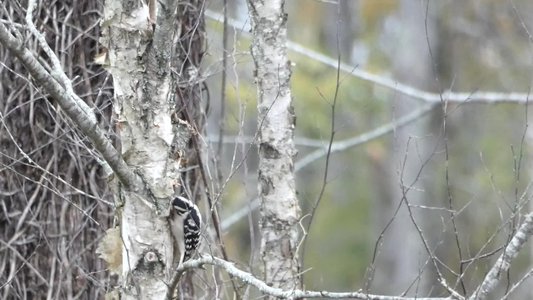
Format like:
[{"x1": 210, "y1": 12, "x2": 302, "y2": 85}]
[{"x1": 247, "y1": 0, "x2": 302, "y2": 294}]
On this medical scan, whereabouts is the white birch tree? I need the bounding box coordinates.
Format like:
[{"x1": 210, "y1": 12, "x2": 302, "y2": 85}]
[
  {"x1": 247, "y1": 0, "x2": 302, "y2": 293},
  {"x1": 98, "y1": 0, "x2": 185, "y2": 297}
]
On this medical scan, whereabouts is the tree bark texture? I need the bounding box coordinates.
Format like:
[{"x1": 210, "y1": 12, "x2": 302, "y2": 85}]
[
  {"x1": 247, "y1": 0, "x2": 302, "y2": 294},
  {"x1": 100, "y1": 0, "x2": 190, "y2": 298}
]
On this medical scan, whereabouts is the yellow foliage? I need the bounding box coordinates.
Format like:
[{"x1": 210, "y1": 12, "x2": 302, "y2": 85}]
[{"x1": 360, "y1": 0, "x2": 398, "y2": 27}]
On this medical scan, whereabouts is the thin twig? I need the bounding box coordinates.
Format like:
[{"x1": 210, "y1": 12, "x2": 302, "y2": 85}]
[
  {"x1": 469, "y1": 213, "x2": 533, "y2": 300},
  {"x1": 26, "y1": 0, "x2": 96, "y2": 125},
  {"x1": 204, "y1": 9, "x2": 532, "y2": 105},
  {"x1": 0, "y1": 21, "x2": 140, "y2": 189},
  {"x1": 300, "y1": 3, "x2": 343, "y2": 277},
  {"x1": 500, "y1": 268, "x2": 533, "y2": 300},
  {"x1": 215, "y1": 0, "x2": 228, "y2": 187},
  {"x1": 221, "y1": 103, "x2": 437, "y2": 231}
]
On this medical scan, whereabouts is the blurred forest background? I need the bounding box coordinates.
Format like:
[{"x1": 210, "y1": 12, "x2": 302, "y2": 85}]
[
  {"x1": 206, "y1": 0, "x2": 533, "y2": 298},
  {"x1": 2, "y1": 0, "x2": 533, "y2": 299}
]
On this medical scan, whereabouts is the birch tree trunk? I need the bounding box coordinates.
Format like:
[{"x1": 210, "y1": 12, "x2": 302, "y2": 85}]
[
  {"x1": 247, "y1": 0, "x2": 302, "y2": 294},
  {"x1": 100, "y1": 0, "x2": 190, "y2": 298}
]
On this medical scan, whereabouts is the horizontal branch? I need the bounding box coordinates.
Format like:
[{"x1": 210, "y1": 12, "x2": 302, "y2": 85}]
[
  {"x1": 0, "y1": 22, "x2": 140, "y2": 189},
  {"x1": 205, "y1": 9, "x2": 531, "y2": 104},
  {"x1": 179, "y1": 254, "x2": 453, "y2": 300},
  {"x1": 221, "y1": 103, "x2": 437, "y2": 230}
]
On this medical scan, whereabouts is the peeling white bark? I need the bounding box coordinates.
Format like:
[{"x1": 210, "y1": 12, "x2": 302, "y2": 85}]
[
  {"x1": 100, "y1": 0, "x2": 186, "y2": 298},
  {"x1": 247, "y1": 0, "x2": 301, "y2": 294}
]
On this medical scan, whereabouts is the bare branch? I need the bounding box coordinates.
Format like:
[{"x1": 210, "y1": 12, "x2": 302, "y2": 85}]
[
  {"x1": 0, "y1": 22, "x2": 140, "y2": 189},
  {"x1": 178, "y1": 255, "x2": 453, "y2": 300},
  {"x1": 301, "y1": 8, "x2": 343, "y2": 274},
  {"x1": 25, "y1": 0, "x2": 96, "y2": 125},
  {"x1": 469, "y1": 213, "x2": 533, "y2": 300},
  {"x1": 295, "y1": 103, "x2": 436, "y2": 171},
  {"x1": 221, "y1": 103, "x2": 437, "y2": 231},
  {"x1": 501, "y1": 268, "x2": 533, "y2": 300},
  {"x1": 205, "y1": 9, "x2": 531, "y2": 104}
]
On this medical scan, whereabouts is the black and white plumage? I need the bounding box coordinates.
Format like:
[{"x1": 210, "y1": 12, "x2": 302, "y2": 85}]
[{"x1": 170, "y1": 196, "x2": 202, "y2": 265}]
